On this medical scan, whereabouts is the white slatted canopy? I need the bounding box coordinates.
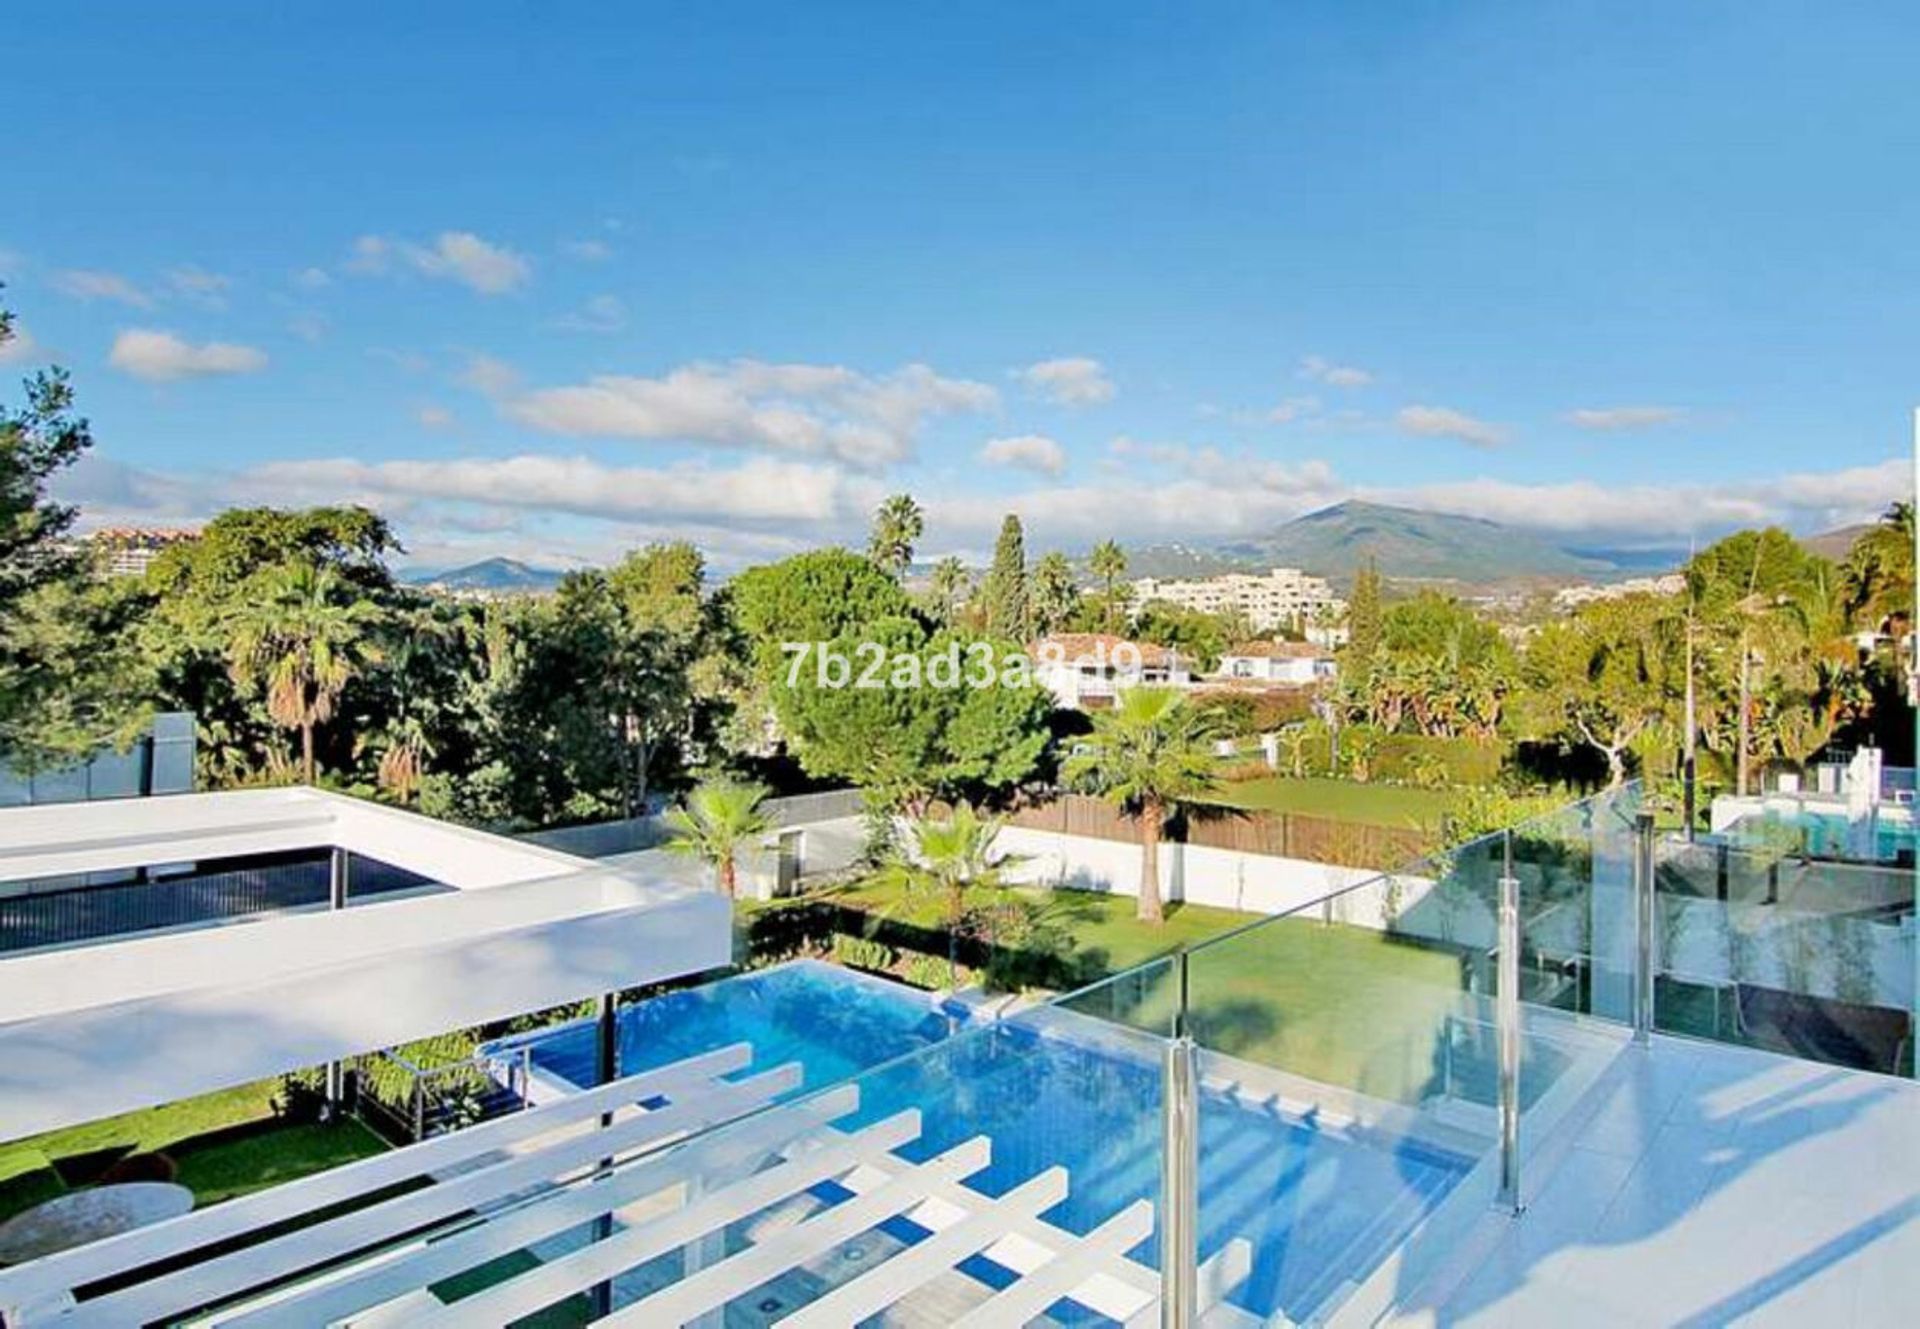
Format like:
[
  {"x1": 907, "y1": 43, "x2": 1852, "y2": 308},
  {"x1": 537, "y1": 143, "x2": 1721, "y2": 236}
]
[
  {"x1": 0, "y1": 789, "x2": 731, "y2": 1139},
  {"x1": 0, "y1": 1046, "x2": 1256, "y2": 1327}
]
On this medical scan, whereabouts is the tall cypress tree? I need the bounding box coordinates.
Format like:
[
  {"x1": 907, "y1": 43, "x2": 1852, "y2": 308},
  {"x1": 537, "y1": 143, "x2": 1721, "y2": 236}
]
[
  {"x1": 1346, "y1": 556, "x2": 1383, "y2": 662},
  {"x1": 982, "y1": 514, "x2": 1028, "y2": 640}
]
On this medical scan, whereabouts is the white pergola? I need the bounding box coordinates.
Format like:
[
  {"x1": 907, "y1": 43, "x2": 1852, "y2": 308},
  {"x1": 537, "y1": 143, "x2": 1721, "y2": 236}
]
[
  {"x1": 0, "y1": 1043, "x2": 1255, "y2": 1327},
  {"x1": 0, "y1": 788, "x2": 731, "y2": 1140}
]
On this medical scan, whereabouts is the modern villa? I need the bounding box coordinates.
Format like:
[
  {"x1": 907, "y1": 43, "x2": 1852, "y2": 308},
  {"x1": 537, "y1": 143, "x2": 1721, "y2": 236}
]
[{"x1": 0, "y1": 777, "x2": 1913, "y2": 1326}]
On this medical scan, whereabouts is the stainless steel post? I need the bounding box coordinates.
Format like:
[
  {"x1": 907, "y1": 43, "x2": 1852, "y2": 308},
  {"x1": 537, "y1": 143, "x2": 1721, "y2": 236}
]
[
  {"x1": 1161, "y1": 1035, "x2": 1199, "y2": 1328},
  {"x1": 1633, "y1": 810, "x2": 1656, "y2": 1045},
  {"x1": 591, "y1": 992, "x2": 618, "y2": 1319},
  {"x1": 1496, "y1": 829, "x2": 1523, "y2": 1215},
  {"x1": 323, "y1": 847, "x2": 351, "y2": 1111}
]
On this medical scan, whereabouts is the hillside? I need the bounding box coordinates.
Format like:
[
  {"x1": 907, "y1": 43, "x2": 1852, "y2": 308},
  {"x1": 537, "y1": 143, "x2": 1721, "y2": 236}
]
[
  {"x1": 1218, "y1": 500, "x2": 1609, "y2": 584},
  {"x1": 1802, "y1": 524, "x2": 1870, "y2": 562},
  {"x1": 409, "y1": 557, "x2": 565, "y2": 593}
]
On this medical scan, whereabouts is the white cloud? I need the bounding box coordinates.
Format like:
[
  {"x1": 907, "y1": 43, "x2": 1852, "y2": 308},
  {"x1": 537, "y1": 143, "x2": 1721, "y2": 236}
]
[
  {"x1": 1396, "y1": 404, "x2": 1508, "y2": 449},
  {"x1": 458, "y1": 352, "x2": 522, "y2": 398},
  {"x1": 345, "y1": 236, "x2": 392, "y2": 275},
  {"x1": 1015, "y1": 356, "x2": 1115, "y2": 406},
  {"x1": 286, "y1": 312, "x2": 327, "y2": 343},
  {"x1": 550, "y1": 293, "x2": 628, "y2": 333},
  {"x1": 108, "y1": 329, "x2": 267, "y2": 382},
  {"x1": 509, "y1": 359, "x2": 998, "y2": 466},
  {"x1": 416, "y1": 404, "x2": 455, "y2": 430},
  {"x1": 0, "y1": 321, "x2": 40, "y2": 364},
  {"x1": 561, "y1": 238, "x2": 613, "y2": 261},
  {"x1": 293, "y1": 266, "x2": 333, "y2": 290},
  {"x1": 348, "y1": 231, "x2": 532, "y2": 294},
  {"x1": 1298, "y1": 355, "x2": 1372, "y2": 388},
  {"x1": 980, "y1": 434, "x2": 1067, "y2": 476},
  {"x1": 246, "y1": 454, "x2": 871, "y2": 525},
  {"x1": 1267, "y1": 395, "x2": 1320, "y2": 424},
  {"x1": 52, "y1": 269, "x2": 153, "y2": 308},
  {"x1": 1562, "y1": 405, "x2": 1686, "y2": 431},
  {"x1": 165, "y1": 265, "x2": 231, "y2": 306}
]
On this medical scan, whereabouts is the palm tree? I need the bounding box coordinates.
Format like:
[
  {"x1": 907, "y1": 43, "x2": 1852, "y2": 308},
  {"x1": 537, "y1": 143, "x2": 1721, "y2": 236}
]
[
  {"x1": 868, "y1": 493, "x2": 924, "y2": 578},
  {"x1": 927, "y1": 556, "x2": 969, "y2": 627},
  {"x1": 664, "y1": 777, "x2": 775, "y2": 899},
  {"x1": 226, "y1": 562, "x2": 383, "y2": 785},
  {"x1": 1090, "y1": 539, "x2": 1128, "y2": 629},
  {"x1": 1844, "y1": 501, "x2": 1914, "y2": 638},
  {"x1": 875, "y1": 802, "x2": 1022, "y2": 983},
  {"x1": 1063, "y1": 686, "x2": 1219, "y2": 923},
  {"x1": 1029, "y1": 551, "x2": 1081, "y2": 635}
]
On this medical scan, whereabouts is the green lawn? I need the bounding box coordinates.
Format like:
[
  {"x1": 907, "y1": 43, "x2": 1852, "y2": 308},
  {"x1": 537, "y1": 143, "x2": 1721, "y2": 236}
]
[
  {"x1": 0, "y1": 1079, "x2": 387, "y2": 1223},
  {"x1": 823, "y1": 878, "x2": 1263, "y2": 980},
  {"x1": 1201, "y1": 775, "x2": 1455, "y2": 828},
  {"x1": 810, "y1": 878, "x2": 1508, "y2": 1109}
]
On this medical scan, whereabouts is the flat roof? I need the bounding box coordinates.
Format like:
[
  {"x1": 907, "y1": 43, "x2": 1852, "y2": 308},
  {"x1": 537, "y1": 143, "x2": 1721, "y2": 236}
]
[{"x1": 0, "y1": 789, "x2": 731, "y2": 1139}]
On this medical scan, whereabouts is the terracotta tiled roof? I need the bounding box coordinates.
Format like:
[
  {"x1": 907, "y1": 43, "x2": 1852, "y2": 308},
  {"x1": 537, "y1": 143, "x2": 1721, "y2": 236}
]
[
  {"x1": 1029, "y1": 633, "x2": 1179, "y2": 669},
  {"x1": 1222, "y1": 640, "x2": 1330, "y2": 661}
]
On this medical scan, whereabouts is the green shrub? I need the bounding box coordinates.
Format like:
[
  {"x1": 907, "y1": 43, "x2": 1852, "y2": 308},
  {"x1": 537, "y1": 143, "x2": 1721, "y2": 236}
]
[
  {"x1": 829, "y1": 934, "x2": 894, "y2": 972},
  {"x1": 1300, "y1": 731, "x2": 1505, "y2": 786},
  {"x1": 902, "y1": 953, "x2": 972, "y2": 991}
]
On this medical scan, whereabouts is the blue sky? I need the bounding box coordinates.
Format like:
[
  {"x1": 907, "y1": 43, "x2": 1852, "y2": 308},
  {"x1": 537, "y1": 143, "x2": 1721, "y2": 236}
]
[{"x1": 3, "y1": 2, "x2": 1916, "y2": 570}]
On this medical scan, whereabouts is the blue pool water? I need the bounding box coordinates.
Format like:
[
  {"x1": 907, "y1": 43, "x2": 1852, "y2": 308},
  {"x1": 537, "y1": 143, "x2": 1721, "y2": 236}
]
[{"x1": 506, "y1": 960, "x2": 1472, "y2": 1322}]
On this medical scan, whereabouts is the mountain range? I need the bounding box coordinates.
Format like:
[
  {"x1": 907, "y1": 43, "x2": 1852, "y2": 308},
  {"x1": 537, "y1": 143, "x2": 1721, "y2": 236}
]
[
  {"x1": 406, "y1": 557, "x2": 566, "y2": 593},
  {"x1": 1128, "y1": 500, "x2": 1657, "y2": 587}
]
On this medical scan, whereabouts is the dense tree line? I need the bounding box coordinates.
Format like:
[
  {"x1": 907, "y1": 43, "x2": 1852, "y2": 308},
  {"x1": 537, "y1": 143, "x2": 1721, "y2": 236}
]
[{"x1": 3, "y1": 289, "x2": 1912, "y2": 834}]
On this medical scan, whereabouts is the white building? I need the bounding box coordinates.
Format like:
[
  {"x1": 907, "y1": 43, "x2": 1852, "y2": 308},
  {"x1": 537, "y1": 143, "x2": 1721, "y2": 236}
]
[
  {"x1": 1029, "y1": 632, "x2": 1194, "y2": 708},
  {"x1": 1130, "y1": 566, "x2": 1344, "y2": 633},
  {"x1": 85, "y1": 527, "x2": 198, "y2": 578},
  {"x1": 1214, "y1": 640, "x2": 1337, "y2": 685},
  {"x1": 1552, "y1": 572, "x2": 1686, "y2": 610}
]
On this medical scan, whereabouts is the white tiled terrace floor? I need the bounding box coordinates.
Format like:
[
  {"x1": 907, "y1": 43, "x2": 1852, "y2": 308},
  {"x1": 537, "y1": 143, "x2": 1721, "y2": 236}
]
[{"x1": 1406, "y1": 1034, "x2": 1918, "y2": 1327}]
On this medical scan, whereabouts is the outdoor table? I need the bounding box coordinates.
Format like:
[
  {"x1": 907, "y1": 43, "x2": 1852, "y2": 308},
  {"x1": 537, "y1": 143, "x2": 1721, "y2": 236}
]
[{"x1": 0, "y1": 1182, "x2": 194, "y2": 1264}]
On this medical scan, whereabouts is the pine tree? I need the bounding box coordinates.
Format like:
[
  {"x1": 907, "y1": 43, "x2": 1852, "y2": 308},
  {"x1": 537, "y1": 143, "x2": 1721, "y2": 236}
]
[{"x1": 982, "y1": 514, "x2": 1029, "y2": 640}]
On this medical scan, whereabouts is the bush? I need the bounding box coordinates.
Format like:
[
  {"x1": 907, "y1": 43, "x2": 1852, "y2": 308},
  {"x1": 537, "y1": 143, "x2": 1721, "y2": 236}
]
[
  {"x1": 1298, "y1": 731, "x2": 1505, "y2": 786},
  {"x1": 902, "y1": 953, "x2": 972, "y2": 991},
  {"x1": 272, "y1": 1071, "x2": 329, "y2": 1124},
  {"x1": 1217, "y1": 756, "x2": 1274, "y2": 783},
  {"x1": 829, "y1": 934, "x2": 894, "y2": 973},
  {"x1": 98, "y1": 1152, "x2": 178, "y2": 1185}
]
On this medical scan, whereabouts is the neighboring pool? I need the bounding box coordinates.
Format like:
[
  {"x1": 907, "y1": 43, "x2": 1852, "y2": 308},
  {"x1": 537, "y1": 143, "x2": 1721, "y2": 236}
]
[
  {"x1": 498, "y1": 960, "x2": 1473, "y2": 1323},
  {"x1": 1722, "y1": 802, "x2": 1917, "y2": 864}
]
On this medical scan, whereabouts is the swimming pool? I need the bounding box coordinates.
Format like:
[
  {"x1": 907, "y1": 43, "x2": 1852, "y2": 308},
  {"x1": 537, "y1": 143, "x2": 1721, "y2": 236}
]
[{"x1": 498, "y1": 960, "x2": 1473, "y2": 1322}]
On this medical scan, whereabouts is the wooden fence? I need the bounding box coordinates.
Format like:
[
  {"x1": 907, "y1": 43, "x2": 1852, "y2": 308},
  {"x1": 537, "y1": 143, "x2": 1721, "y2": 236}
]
[{"x1": 1001, "y1": 792, "x2": 1433, "y2": 870}]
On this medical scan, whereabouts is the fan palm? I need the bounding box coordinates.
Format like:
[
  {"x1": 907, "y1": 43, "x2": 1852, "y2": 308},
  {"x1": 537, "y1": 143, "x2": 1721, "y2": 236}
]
[
  {"x1": 867, "y1": 493, "x2": 924, "y2": 578},
  {"x1": 226, "y1": 562, "x2": 384, "y2": 785},
  {"x1": 1062, "y1": 686, "x2": 1219, "y2": 923},
  {"x1": 664, "y1": 777, "x2": 775, "y2": 899},
  {"x1": 927, "y1": 555, "x2": 969, "y2": 627},
  {"x1": 874, "y1": 802, "x2": 1023, "y2": 983},
  {"x1": 1089, "y1": 540, "x2": 1128, "y2": 629}
]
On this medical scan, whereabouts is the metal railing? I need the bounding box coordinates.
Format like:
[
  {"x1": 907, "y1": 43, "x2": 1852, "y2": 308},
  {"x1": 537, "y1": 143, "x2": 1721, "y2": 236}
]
[
  {"x1": 354, "y1": 1043, "x2": 537, "y2": 1142},
  {"x1": 0, "y1": 852, "x2": 435, "y2": 954}
]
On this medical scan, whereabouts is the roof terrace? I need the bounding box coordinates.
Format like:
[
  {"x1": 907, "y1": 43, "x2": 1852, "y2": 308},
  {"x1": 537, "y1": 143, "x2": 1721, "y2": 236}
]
[{"x1": 0, "y1": 782, "x2": 1909, "y2": 1325}]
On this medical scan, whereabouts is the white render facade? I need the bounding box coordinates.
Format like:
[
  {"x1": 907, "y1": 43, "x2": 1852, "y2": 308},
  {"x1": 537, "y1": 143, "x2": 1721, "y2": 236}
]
[{"x1": 1131, "y1": 566, "x2": 1345, "y2": 633}]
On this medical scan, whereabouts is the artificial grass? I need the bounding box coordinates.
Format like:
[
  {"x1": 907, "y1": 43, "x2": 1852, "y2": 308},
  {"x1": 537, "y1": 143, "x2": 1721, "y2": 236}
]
[
  {"x1": 0, "y1": 1078, "x2": 387, "y2": 1223},
  {"x1": 1200, "y1": 775, "x2": 1456, "y2": 828}
]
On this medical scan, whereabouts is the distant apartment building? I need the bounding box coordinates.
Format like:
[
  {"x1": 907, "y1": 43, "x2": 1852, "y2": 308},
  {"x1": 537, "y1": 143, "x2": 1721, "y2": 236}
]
[
  {"x1": 88, "y1": 526, "x2": 199, "y2": 577},
  {"x1": 1130, "y1": 566, "x2": 1344, "y2": 633},
  {"x1": 1213, "y1": 640, "x2": 1337, "y2": 686},
  {"x1": 1028, "y1": 632, "x2": 1195, "y2": 709},
  {"x1": 1552, "y1": 572, "x2": 1686, "y2": 610}
]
